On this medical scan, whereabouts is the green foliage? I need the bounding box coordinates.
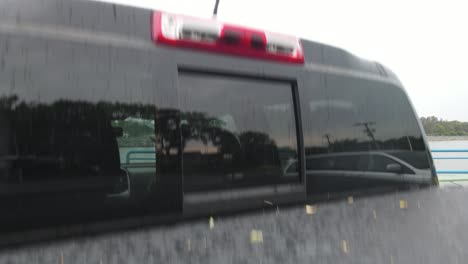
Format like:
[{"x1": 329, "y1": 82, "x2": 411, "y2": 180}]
[{"x1": 420, "y1": 116, "x2": 468, "y2": 136}]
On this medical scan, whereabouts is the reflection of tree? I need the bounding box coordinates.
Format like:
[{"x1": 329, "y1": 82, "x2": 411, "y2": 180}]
[
  {"x1": 239, "y1": 131, "x2": 279, "y2": 167},
  {"x1": 180, "y1": 111, "x2": 226, "y2": 151},
  {"x1": 0, "y1": 96, "x2": 159, "y2": 152},
  {"x1": 0, "y1": 98, "x2": 150, "y2": 179},
  {"x1": 0, "y1": 96, "x2": 157, "y2": 121},
  {"x1": 157, "y1": 110, "x2": 240, "y2": 159},
  {"x1": 156, "y1": 109, "x2": 180, "y2": 156},
  {"x1": 96, "y1": 101, "x2": 156, "y2": 121},
  {"x1": 0, "y1": 95, "x2": 18, "y2": 108},
  {"x1": 176, "y1": 111, "x2": 282, "y2": 171},
  {"x1": 306, "y1": 135, "x2": 427, "y2": 156}
]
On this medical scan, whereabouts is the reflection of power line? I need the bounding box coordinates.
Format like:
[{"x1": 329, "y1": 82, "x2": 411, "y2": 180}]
[{"x1": 353, "y1": 122, "x2": 379, "y2": 149}]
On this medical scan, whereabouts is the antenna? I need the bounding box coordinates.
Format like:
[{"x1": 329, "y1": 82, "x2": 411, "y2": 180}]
[{"x1": 212, "y1": 0, "x2": 220, "y2": 17}]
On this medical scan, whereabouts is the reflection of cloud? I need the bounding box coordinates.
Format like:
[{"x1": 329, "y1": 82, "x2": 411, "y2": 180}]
[
  {"x1": 309, "y1": 100, "x2": 356, "y2": 111},
  {"x1": 264, "y1": 103, "x2": 291, "y2": 111}
]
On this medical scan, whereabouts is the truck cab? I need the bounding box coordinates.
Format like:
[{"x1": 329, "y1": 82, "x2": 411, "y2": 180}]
[{"x1": 0, "y1": 0, "x2": 436, "y2": 237}]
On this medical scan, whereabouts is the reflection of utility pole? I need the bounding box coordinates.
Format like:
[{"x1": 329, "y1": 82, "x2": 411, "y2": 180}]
[
  {"x1": 212, "y1": 0, "x2": 220, "y2": 17},
  {"x1": 354, "y1": 122, "x2": 378, "y2": 149},
  {"x1": 323, "y1": 134, "x2": 333, "y2": 153}
]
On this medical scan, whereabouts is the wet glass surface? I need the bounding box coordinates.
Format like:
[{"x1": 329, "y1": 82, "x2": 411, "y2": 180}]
[
  {"x1": 0, "y1": 30, "x2": 183, "y2": 231},
  {"x1": 0, "y1": 96, "x2": 184, "y2": 230},
  {"x1": 303, "y1": 75, "x2": 432, "y2": 194},
  {"x1": 178, "y1": 73, "x2": 300, "y2": 192}
]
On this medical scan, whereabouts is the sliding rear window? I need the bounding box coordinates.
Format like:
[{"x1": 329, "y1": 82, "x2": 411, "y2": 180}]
[{"x1": 178, "y1": 72, "x2": 300, "y2": 191}]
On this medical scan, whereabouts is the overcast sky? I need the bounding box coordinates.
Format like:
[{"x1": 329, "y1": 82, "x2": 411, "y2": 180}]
[{"x1": 94, "y1": 0, "x2": 468, "y2": 121}]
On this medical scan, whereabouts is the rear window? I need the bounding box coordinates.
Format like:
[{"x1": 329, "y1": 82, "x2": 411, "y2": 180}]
[
  {"x1": 306, "y1": 75, "x2": 430, "y2": 171},
  {"x1": 178, "y1": 72, "x2": 300, "y2": 191}
]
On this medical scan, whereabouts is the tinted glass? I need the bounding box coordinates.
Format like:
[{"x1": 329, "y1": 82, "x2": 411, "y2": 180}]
[
  {"x1": 178, "y1": 73, "x2": 299, "y2": 191},
  {"x1": 303, "y1": 75, "x2": 431, "y2": 194},
  {"x1": 0, "y1": 37, "x2": 182, "y2": 231},
  {"x1": 0, "y1": 98, "x2": 183, "y2": 229},
  {"x1": 306, "y1": 75, "x2": 430, "y2": 172}
]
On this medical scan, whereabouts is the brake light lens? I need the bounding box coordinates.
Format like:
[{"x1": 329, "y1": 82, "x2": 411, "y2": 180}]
[{"x1": 151, "y1": 11, "x2": 304, "y2": 64}]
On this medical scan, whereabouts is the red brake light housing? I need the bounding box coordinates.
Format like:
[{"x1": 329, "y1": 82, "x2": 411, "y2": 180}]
[{"x1": 151, "y1": 11, "x2": 305, "y2": 64}]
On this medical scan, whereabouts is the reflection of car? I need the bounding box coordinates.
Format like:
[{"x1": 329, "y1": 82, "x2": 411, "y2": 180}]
[
  {"x1": 283, "y1": 151, "x2": 432, "y2": 185},
  {"x1": 106, "y1": 169, "x2": 131, "y2": 200}
]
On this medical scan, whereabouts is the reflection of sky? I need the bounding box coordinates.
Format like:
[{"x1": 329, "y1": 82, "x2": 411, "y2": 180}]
[{"x1": 184, "y1": 140, "x2": 218, "y2": 154}]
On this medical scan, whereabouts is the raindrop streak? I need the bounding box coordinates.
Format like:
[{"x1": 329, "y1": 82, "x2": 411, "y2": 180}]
[
  {"x1": 342, "y1": 240, "x2": 349, "y2": 254},
  {"x1": 400, "y1": 200, "x2": 408, "y2": 209},
  {"x1": 209, "y1": 216, "x2": 214, "y2": 229}
]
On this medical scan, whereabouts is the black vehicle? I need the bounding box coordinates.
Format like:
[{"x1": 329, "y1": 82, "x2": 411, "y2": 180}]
[{"x1": 0, "y1": 0, "x2": 436, "y2": 237}]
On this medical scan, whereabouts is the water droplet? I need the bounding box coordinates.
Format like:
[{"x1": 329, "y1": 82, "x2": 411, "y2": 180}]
[
  {"x1": 306, "y1": 205, "x2": 317, "y2": 215},
  {"x1": 400, "y1": 200, "x2": 408, "y2": 209},
  {"x1": 209, "y1": 216, "x2": 214, "y2": 229},
  {"x1": 342, "y1": 240, "x2": 349, "y2": 254},
  {"x1": 250, "y1": 230, "x2": 263, "y2": 244}
]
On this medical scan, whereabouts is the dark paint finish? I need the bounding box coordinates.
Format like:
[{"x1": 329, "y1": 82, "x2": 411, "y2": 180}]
[
  {"x1": 0, "y1": 0, "x2": 151, "y2": 41},
  {"x1": 1, "y1": 187, "x2": 463, "y2": 264},
  {"x1": 0, "y1": 0, "x2": 435, "y2": 238}
]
